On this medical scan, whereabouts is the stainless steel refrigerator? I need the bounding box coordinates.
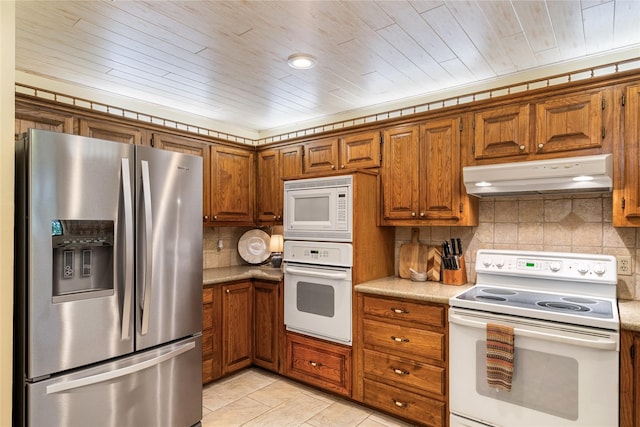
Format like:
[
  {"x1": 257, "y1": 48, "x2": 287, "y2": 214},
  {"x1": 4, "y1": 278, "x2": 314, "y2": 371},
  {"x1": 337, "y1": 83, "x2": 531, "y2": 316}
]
[{"x1": 14, "y1": 129, "x2": 203, "y2": 426}]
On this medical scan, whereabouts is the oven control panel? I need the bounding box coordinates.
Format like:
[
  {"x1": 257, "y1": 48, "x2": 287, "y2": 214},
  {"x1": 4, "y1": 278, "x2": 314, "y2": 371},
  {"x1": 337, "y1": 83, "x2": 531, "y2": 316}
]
[
  {"x1": 283, "y1": 240, "x2": 353, "y2": 267},
  {"x1": 476, "y1": 249, "x2": 617, "y2": 284}
]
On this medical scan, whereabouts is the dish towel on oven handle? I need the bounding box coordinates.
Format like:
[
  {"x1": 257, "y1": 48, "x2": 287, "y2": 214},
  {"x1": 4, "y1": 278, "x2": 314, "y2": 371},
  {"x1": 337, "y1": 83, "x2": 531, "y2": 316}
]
[{"x1": 486, "y1": 323, "x2": 515, "y2": 391}]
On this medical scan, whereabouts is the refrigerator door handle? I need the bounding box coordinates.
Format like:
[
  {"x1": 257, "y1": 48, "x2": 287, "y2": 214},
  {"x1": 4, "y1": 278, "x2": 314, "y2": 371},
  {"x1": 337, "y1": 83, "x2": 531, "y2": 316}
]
[
  {"x1": 140, "y1": 160, "x2": 153, "y2": 335},
  {"x1": 45, "y1": 341, "x2": 196, "y2": 394},
  {"x1": 121, "y1": 158, "x2": 134, "y2": 340}
]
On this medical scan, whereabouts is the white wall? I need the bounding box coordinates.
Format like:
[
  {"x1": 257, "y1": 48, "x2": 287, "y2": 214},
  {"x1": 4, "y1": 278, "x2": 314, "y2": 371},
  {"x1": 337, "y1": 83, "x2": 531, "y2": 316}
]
[{"x1": 0, "y1": 2, "x2": 15, "y2": 425}]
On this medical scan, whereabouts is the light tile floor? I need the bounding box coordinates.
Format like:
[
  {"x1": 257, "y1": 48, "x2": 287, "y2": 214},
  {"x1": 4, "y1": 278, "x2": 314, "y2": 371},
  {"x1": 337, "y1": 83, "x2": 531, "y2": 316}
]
[{"x1": 201, "y1": 368, "x2": 416, "y2": 427}]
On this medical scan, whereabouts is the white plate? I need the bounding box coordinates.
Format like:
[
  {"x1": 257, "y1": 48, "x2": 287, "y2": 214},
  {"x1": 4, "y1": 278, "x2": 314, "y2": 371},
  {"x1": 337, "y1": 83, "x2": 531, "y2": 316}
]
[{"x1": 238, "y1": 229, "x2": 271, "y2": 264}]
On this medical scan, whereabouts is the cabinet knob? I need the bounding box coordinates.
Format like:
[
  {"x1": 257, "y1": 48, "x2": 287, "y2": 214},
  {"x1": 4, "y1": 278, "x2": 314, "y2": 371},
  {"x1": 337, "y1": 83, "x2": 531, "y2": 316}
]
[
  {"x1": 214, "y1": 215, "x2": 218, "y2": 220},
  {"x1": 420, "y1": 212, "x2": 425, "y2": 217},
  {"x1": 226, "y1": 289, "x2": 230, "y2": 294},
  {"x1": 273, "y1": 215, "x2": 277, "y2": 220},
  {"x1": 538, "y1": 143, "x2": 544, "y2": 149},
  {"x1": 331, "y1": 165, "x2": 335, "y2": 170},
  {"x1": 341, "y1": 164, "x2": 345, "y2": 169},
  {"x1": 411, "y1": 212, "x2": 416, "y2": 217},
  {"x1": 519, "y1": 145, "x2": 525, "y2": 151},
  {"x1": 203, "y1": 215, "x2": 209, "y2": 222}
]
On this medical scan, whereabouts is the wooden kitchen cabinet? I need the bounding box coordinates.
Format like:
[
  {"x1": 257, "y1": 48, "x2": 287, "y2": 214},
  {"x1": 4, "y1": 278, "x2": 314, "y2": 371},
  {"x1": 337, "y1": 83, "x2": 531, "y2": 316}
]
[
  {"x1": 256, "y1": 145, "x2": 302, "y2": 224},
  {"x1": 472, "y1": 103, "x2": 532, "y2": 160},
  {"x1": 221, "y1": 280, "x2": 253, "y2": 375},
  {"x1": 381, "y1": 118, "x2": 477, "y2": 226},
  {"x1": 152, "y1": 132, "x2": 211, "y2": 224},
  {"x1": 614, "y1": 82, "x2": 640, "y2": 227},
  {"x1": 285, "y1": 331, "x2": 352, "y2": 397},
  {"x1": 302, "y1": 130, "x2": 380, "y2": 174},
  {"x1": 253, "y1": 280, "x2": 283, "y2": 373},
  {"x1": 470, "y1": 87, "x2": 612, "y2": 164},
  {"x1": 620, "y1": 329, "x2": 640, "y2": 427},
  {"x1": 354, "y1": 293, "x2": 448, "y2": 427},
  {"x1": 201, "y1": 286, "x2": 221, "y2": 383},
  {"x1": 15, "y1": 102, "x2": 75, "y2": 139},
  {"x1": 78, "y1": 118, "x2": 145, "y2": 145},
  {"x1": 209, "y1": 145, "x2": 255, "y2": 224}
]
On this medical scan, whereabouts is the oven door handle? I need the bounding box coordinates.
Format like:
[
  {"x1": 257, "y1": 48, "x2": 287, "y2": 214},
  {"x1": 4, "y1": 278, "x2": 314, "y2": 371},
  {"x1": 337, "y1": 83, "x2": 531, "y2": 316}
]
[
  {"x1": 284, "y1": 265, "x2": 350, "y2": 280},
  {"x1": 449, "y1": 312, "x2": 618, "y2": 351}
]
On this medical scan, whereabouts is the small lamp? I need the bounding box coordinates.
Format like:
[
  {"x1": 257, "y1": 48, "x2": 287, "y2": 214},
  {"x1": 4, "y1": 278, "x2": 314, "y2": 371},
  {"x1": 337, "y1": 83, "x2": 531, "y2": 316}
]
[{"x1": 269, "y1": 234, "x2": 284, "y2": 268}]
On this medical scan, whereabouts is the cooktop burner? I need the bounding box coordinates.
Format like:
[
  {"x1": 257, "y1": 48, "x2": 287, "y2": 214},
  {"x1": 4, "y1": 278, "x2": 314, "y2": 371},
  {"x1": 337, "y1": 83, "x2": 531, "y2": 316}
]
[{"x1": 449, "y1": 249, "x2": 620, "y2": 330}]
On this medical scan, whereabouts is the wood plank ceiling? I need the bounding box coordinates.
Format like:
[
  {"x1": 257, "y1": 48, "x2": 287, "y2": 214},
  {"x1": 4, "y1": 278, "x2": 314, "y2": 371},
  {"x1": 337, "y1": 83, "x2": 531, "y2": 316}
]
[{"x1": 15, "y1": 1, "x2": 640, "y2": 134}]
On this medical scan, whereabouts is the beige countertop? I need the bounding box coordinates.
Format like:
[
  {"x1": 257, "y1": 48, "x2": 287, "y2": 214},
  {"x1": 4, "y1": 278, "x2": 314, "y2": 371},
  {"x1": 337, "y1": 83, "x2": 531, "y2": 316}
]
[
  {"x1": 355, "y1": 275, "x2": 473, "y2": 304},
  {"x1": 203, "y1": 265, "x2": 283, "y2": 285},
  {"x1": 619, "y1": 299, "x2": 640, "y2": 332}
]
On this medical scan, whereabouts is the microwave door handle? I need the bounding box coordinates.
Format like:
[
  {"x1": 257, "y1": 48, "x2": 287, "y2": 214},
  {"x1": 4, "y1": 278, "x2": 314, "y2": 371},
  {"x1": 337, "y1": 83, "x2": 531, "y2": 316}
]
[
  {"x1": 449, "y1": 312, "x2": 618, "y2": 351},
  {"x1": 284, "y1": 265, "x2": 349, "y2": 280},
  {"x1": 120, "y1": 159, "x2": 133, "y2": 341},
  {"x1": 140, "y1": 160, "x2": 153, "y2": 336}
]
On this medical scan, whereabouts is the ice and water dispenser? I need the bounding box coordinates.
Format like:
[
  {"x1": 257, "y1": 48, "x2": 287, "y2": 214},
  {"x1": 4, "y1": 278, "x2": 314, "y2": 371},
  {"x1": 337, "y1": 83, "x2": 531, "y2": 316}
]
[{"x1": 52, "y1": 219, "x2": 114, "y2": 302}]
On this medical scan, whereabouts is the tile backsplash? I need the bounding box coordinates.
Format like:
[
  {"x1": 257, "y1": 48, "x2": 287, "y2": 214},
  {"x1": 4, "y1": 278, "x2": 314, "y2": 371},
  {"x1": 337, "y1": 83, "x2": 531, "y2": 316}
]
[
  {"x1": 204, "y1": 193, "x2": 639, "y2": 300},
  {"x1": 394, "y1": 193, "x2": 639, "y2": 300}
]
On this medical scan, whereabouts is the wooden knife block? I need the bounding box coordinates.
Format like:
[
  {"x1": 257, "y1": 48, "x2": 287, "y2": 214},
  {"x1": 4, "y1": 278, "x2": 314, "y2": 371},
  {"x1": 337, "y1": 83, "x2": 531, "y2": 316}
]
[{"x1": 442, "y1": 255, "x2": 468, "y2": 286}]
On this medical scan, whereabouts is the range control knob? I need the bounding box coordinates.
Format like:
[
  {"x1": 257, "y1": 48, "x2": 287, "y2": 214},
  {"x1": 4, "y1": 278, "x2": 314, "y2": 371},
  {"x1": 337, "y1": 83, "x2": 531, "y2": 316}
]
[
  {"x1": 593, "y1": 263, "x2": 607, "y2": 275},
  {"x1": 549, "y1": 262, "x2": 562, "y2": 272},
  {"x1": 482, "y1": 257, "x2": 492, "y2": 268},
  {"x1": 576, "y1": 263, "x2": 589, "y2": 274},
  {"x1": 495, "y1": 258, "x2": 505, "y2": 268}
]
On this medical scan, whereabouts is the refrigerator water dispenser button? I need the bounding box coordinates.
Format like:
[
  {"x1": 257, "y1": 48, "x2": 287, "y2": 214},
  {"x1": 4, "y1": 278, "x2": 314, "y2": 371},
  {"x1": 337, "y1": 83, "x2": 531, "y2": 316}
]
[
  {"x1": 63, "y1": 250, "x2": 73, "y2": 279},
  {"x1": 82, "y1": 249, "x2": 92, "y2": 277}
]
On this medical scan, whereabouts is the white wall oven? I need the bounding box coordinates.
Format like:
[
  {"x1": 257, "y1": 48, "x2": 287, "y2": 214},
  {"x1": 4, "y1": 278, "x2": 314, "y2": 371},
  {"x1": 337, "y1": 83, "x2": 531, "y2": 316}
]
[
  {"x1": 283, "y1": 240, "x2": 353, "y2": 345},
  {"x1": 283, "y1": 175, "x2": 352, "y2": 242},
  {"x1": 449, "y1": 250, "x2": 619, "y2": 427}
]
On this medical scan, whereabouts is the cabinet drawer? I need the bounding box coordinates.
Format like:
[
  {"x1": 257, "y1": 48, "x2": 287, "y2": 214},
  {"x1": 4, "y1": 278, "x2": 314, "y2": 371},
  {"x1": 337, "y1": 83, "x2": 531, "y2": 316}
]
[
  {"x1": 363, "y1": 349, "x2": 445, "y2": 397},
  {"x1": 363, "y1": 319, "x2": 444, "y2": 362},
  {"x1": 286, "y1": 333, "x2": 351, "y2": 396},
  {"x1": 363, "y1": 295, "x2": 445, "y2": 328},
  {"x1": 203, "y1": 287, "x2": 214, "y2": 304},
  {"x1": 363, "y1": 378, "x2": 446, "y2": 427}
]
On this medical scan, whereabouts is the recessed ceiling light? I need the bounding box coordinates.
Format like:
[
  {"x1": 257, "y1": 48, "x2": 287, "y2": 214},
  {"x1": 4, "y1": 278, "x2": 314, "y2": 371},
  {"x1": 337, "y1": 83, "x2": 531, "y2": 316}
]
[{"x1": 287, "y1": 53, "x2": 317, "y2": 70}]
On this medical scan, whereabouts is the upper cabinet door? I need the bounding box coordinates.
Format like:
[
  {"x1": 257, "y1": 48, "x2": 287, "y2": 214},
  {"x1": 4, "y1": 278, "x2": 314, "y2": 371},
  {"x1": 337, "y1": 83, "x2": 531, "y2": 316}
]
[
  {"x1": 256, "y1": 148, "x2": 281, "y2": 224},
  {"x1": 419, "y1": 118, "x2": 461, "y2": 221},
  {"x1": 210, "y1": 145, "x2": 255, "y2": 224},
  {"x1": 303, "y1": 137, "x2": 339, "y2": 174},
  {"x1": 473, "y1": 104, "x2": 532, "y2": 160},
  {"x1": 381, "y1": 125, "x2": 420, "y2": 221},
  {"x1": 535, "y1": 89, "x2": 609, "y2": 154},
  {"x1": 614, "y1": 83, "x2": 640, "y2": 226},
  {"x1": 79, "y1": 119, "x2": 145, "y2": 145},
  {"x1": 339, "y1": 131, "x2": 380, "y2": 170},
  {"x1": 15, "y1": 103, "x2": 74, "y2": 139}
]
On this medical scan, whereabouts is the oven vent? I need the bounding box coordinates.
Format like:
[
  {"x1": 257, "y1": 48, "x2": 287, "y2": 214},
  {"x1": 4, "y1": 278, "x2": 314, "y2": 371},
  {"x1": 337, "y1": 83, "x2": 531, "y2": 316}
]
[{"x1": 463, "y1": 154, "x2": 612, "y2": 198}]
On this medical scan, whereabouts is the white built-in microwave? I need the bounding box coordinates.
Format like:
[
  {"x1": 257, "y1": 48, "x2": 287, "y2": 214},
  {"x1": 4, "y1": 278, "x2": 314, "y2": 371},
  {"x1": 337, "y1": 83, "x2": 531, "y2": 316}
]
[{"x1": 283, "y1": 175, "x2": 353, "y2": 242}]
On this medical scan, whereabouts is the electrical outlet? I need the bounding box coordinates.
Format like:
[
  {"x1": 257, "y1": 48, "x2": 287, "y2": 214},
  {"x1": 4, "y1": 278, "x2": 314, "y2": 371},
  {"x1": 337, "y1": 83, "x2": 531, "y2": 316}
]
[{"x1": 617, "y1": 256, "x2": 632, "y2": 276}]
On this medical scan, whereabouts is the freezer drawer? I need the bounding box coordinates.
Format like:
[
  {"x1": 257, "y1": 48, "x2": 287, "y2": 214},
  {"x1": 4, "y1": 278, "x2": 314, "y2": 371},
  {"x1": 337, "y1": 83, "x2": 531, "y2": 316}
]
[{"x1": 26, "y1": 336, "x2": 202, "y2": 427}]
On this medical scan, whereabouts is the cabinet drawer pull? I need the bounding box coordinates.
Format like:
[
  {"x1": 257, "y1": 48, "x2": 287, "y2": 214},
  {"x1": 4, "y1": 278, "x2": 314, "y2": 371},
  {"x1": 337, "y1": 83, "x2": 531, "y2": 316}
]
[
  {"x1": 391, "y1": 367, "x2": 409, "y2": 376},
  {"x1": 519, "y1": 145, "x2": 525, "y2": 150},
  {"x1": 392, "y1": 399, "x2": 408, "y2": 408},
  {"x1": 391, "y1": 336, "x2": 409, "y2": 343},
  {"x1": 309, "y1": 360, "x2": 323, "y2": 367},
  {"x1": 390, "y1": 307, "x2": 409, "y2": 314}
]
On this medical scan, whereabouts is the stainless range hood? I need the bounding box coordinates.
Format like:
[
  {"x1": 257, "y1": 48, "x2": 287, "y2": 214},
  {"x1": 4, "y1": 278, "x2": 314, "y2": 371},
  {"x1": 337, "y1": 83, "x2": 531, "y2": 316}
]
[{"x1": 463, "y1": 154, "x2": 613, "y2": 197}]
